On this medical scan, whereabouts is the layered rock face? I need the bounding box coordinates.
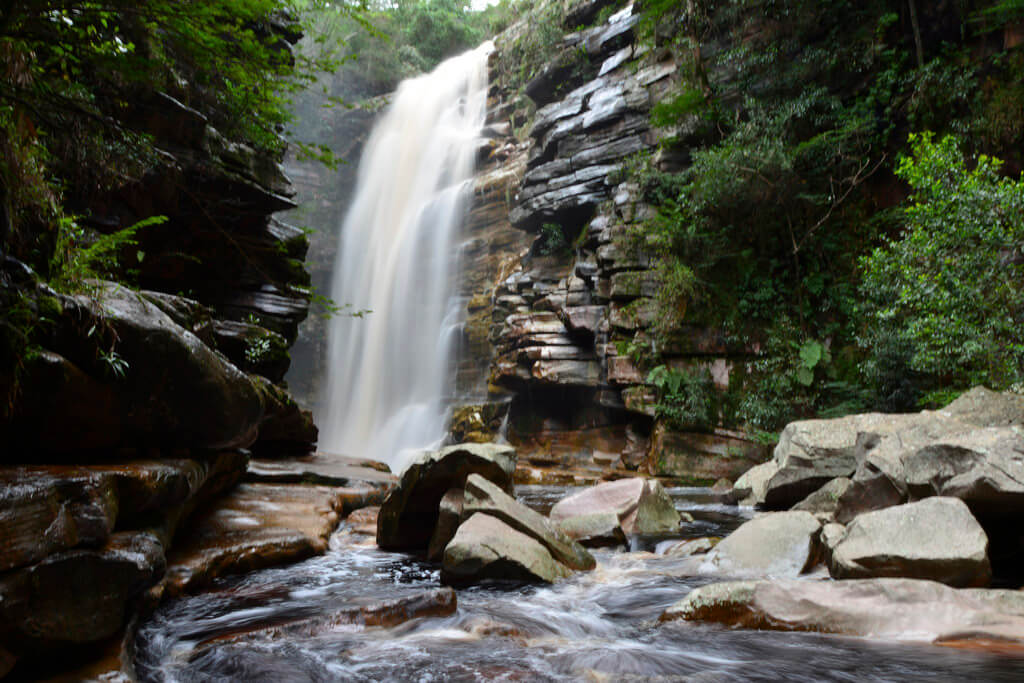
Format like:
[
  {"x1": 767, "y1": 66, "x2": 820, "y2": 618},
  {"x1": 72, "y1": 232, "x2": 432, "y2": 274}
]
[
  {"x1": 0, "y1": 22, "x2": 325, "y2": 678},
  {"x1": 456, "y1": 2, "x2": 769, "y2": 482}
]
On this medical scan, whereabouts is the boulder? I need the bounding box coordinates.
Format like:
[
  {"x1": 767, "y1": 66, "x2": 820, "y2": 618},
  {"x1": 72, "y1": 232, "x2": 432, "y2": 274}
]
[
  {"x1": 660, "y1": 578, "x2": 1024, "y2": 648},
  {"x1": 731, "y1": 388, "x2": 1024, "y2": 518},
  {"x1": 441, "y1": 513, "x2": 572, "y2": 585},
  {"x1": 2, "y1": 283, "x2": 265, "y2": 455},
  {"x1": 791, "y1": 477, "x2": 852, "y2": 517},
  {"x1": 758, "y1": 417, "x2": 868, "y2": 508},
  {"x1": 462, "y1": 474, "x2": 595, "y2": 570},
  {"x1": 728, "y1": 461, "x2": 778, "y2": 506},
  {"x1": 376, "y1": 443, "x2": 516, "y2": 551},
  {"x1": 88, "y1": 283, "x2": 265, "y2": 451},
  {"x1": 699, "y1": 511, "x2": 821, "y2": 579},
  {"x1": 250, "y1": 376, "x2": 318, "y2": 457},
  {"x1": 427, "y1": 489, "x2": 465, "y2": 562},
  {"x1": 549, "y1": 478, "x2": 681, "y2": 546},
  {"x1": 942, "y1": 386, "x2": 1024, "y2": 427},
  {"x1": 829, "y1": 497, "x2": 991, "y2": 587}
]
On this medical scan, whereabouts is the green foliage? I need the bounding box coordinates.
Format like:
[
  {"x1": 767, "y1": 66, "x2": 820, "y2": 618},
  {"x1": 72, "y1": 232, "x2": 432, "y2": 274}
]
[
  {"x1": 49, "y1": 215, "x2": 167, "y2": 293},
  {"x1": 859, "y1": 133, "x2": 1024, "y2": 391},
  {"x1": 493, "y1": 0, "x2": 567, "y2": 92},
  {"x1": 299, "y1": 0, "x2": 505, "y2": 102},
  {"x1": 647, "y1": 364, "x2": 716, "y2": 430},
  {"x1": 537, "y1": 222, "x2": 569, "y2": 255},
  {"x1": 620, "y1": 0, "x2": 1024, "y2": 427},
  {"x1": 650, "y1": 88, "x2": 708, "y2": 128}
]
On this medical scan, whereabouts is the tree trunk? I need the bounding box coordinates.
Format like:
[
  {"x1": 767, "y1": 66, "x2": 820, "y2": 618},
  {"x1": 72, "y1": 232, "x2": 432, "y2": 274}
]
[{"x1": 908, "y1": 0, "x2": 925, "y2": 68}]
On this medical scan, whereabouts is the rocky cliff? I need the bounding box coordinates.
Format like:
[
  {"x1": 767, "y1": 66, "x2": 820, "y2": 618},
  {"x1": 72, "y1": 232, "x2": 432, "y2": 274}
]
[
  {"x1": 0, "y1": 17, "x2": 327, "y2": 679},
  {"x1": 453, "y1": 1, "x2": 770, "y2": 483}
]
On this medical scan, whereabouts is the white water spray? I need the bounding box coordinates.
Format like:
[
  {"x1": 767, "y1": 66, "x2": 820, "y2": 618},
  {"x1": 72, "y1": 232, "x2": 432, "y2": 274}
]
[{"x1": 317, "y1": 43, "x2": 492, "y2": 473}]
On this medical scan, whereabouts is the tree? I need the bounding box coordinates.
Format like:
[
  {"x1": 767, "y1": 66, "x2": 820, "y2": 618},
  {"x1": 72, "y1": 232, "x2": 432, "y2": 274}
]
[{"x1": 859, "y1": 133, "x2": 1024, "y2": 396}]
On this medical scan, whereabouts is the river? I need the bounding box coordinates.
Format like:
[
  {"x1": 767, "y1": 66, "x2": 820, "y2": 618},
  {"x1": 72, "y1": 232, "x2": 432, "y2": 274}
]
[{"x1": 134, "y1": 487, "x2": 1024, "y2": 681}]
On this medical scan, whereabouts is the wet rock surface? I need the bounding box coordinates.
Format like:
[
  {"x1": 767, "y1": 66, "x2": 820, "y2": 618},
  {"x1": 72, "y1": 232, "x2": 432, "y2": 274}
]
[
  {"x1": 246, "y1": 452, "x2": 395, "y2": 489},
  {"x1": 662, "y1": 578, "x2": 1024, "y2": 649},
  {"x1": 164, "y1": 483, "x2": 351, "y2": 596}
]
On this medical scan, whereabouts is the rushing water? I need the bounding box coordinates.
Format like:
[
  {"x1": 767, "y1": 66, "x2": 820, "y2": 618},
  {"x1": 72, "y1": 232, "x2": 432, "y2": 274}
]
[
  {"x1": 316, "y1": 43, "x2": 492, "y2": 473},
  {"x1": 135, "y1": 488, "x2": 1024, "y2": 682}
]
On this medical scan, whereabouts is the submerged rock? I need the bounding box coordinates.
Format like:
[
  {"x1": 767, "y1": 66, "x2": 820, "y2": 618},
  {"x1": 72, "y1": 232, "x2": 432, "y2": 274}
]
[
  {"x1": 197, "y1": 588, "x2": 458, "y2": 648},
  {"x1": 660, "y1": 578, "x2": 1024, "y2": 649},
  {"x1": 441, "y1": 513, "x2": 572, "y2": 585},
  {"x1": 376, "y1": 443, "x2": 516, "y2": 551},
  {"x1": 660, "y1": 537, "x2": 720, "y2": 558},
  {"x1": 829, "y1": 497, "x2": 991, "y2": 587},
  {"x1": 462, "y1": 474, "x2": 595, "y2": 571},
  {"x1": 548, "y1": 477, "x2": 681, "y2": 546},
  {"x1": 699, "y1": 511, "x2": 821, "y2": 579}
]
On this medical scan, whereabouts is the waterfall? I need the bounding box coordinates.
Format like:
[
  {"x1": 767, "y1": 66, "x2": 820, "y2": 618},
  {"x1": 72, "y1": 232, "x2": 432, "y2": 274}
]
[{"x1": 317, "y1": 42, "x2": 492, "y2": 473}]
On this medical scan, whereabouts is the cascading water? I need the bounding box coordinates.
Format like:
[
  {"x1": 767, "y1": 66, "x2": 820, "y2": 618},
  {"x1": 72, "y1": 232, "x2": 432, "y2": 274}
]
[{"x1": 317, "y1": 42, "x2": 493, "y2": 473}]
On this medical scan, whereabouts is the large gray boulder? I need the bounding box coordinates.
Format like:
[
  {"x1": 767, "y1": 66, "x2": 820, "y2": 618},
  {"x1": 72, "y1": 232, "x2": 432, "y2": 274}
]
[
  {"x1": 377, "y1": 443, "x2": 516, "y2": 550},
  {"x1": 549, "y1": 478, "x2": 681, "y2": 546},
  {"x1": 833, "y1": 391, "x2": 1024, "y2": 524},
  {"x1": 699, "y1": 511, "x2": 821, "y2": 579},
  {"x1": 441, "y1": 513, "x2": 572, "y2": 585},
  {"x1": 829, "y1": 497, "x2": 991, "y2": 587},
  {"x1": 660, "y1": 578, "x2": 1024, "y2": 647},
  {"x1": 462, "y1": 474, "x2": 595, "y2": 571},
  {"x1": 729, "y1": 461, "x2": 778, "y2": 506},
  {"x1": 792, "y1": 477, "x2": 852, "y2": 517},
  {"x1": 728, "y1": 388, "x2": 1024, "y2": 524}
]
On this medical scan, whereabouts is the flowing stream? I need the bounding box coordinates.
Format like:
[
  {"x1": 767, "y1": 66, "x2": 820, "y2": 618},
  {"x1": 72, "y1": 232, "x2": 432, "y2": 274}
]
[
  {"x1": 135, "y1": 487, "x2": 1023, "y2": 681},
  {"x1": 316, "y1": 43, "x2": 492, "y2": 473}
]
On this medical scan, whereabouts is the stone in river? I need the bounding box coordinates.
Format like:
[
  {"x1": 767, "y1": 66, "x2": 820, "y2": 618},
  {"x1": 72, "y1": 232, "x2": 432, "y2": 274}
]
[
  {"x1": 441, "y1": 513, "x2": 572, "y2": 585},
  {"x1": 377, "y1": 443, "x2": 516, "y2": 551}
]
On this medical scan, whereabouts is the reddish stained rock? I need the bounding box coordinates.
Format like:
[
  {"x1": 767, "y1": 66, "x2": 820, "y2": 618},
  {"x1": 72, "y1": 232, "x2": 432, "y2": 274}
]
[{"x1": 164, "y1": 483, "x2": 346, "y2": 596}]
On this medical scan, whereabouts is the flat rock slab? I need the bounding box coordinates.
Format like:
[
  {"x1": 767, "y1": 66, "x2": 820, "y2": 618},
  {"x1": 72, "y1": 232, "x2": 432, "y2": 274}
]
[
  {"x1": 699, "y1": 511, "x2": 821, "y2": 579},
  {"x1": 0, "y1": 453, "x2": 246, "y2": 573},
  {"x1": 661, "y1": 578, "x2": 1024, "y2": 650},
  {"x1": 247, "y1": 453, "x2": 395, "y2": 489},
  {"x1": 164, "y1": 483, "x2": 345, "y2": 596},
  {"x1": 829, "y1": 497, "x2": 991, "y2": 587},
  {"x1": 549, "y1": 477, "x2": 681, "y2": 546},
  {"x1": 442, "y1": 513, "x2": 572, "y2": 585}
]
